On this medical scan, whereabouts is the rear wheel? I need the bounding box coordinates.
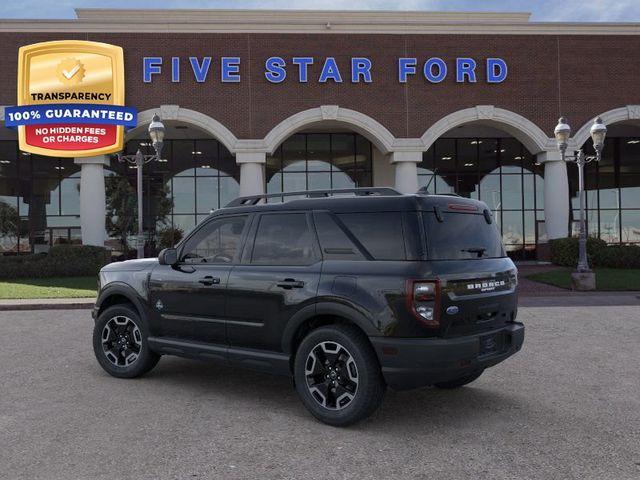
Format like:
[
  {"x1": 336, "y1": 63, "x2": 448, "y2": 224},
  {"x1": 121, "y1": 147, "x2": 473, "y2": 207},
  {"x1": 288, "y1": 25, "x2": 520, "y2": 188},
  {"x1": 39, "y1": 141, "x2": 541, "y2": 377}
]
[
  {"x1": 434, "y1": 369, "x2": 484, "y2": 389},
  {"x1": 93, "y1": 304, "x2": 160, "y2": 378},
  {"x1": 294, "y1": 324, "x2": 385, "y2": 427}
]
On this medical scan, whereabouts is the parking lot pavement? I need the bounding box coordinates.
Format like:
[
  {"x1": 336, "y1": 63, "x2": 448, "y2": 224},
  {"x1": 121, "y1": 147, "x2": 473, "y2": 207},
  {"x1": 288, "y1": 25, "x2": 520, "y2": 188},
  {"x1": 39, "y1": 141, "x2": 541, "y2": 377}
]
[{"x1": 1, "y1": 307, "x2": 639, "y2": 480}]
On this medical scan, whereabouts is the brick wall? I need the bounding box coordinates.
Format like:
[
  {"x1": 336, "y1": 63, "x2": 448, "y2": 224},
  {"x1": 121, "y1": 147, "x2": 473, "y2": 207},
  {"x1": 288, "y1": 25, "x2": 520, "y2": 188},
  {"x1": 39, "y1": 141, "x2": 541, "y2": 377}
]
[{"x1": 0, "y1": 32, "x2": 638, "y2": 141}]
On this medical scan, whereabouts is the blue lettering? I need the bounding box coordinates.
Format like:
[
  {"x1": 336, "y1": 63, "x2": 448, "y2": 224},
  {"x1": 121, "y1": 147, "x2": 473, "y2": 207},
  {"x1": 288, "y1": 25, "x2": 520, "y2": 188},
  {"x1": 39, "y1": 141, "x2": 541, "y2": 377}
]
[
  {"x1": 292, "y1": 57, "x2": 314, "y2": 82},
  {"x1": 487, "y1": 58, "x2": 508, "y2": 83},
  {"x1": 319, "y1": 57, "x2": 342, "y2": 83},
  {"x1": 424, "y1": 58, "x2": 447, "y2": 83},
  {"x1": 189, "y1": 57, "x2": 211, "y2": 83},
  {"x1": 143, "y1": 57, "x2": 162, "y2": 83},
  {"x1": 456, "y1": 58, "x2": 477, "y2": 83},
  {"x1": 398, "y1": 58, "x2": 417, "y2": 83},
  {"x1": 265, "y1": 56, "x2": 286, "y2": 83},
  {"x1": 221, "y1": 57, "x2": 241, "y2": 83},
  {"x1": 351, "y1": 57, "x2": 372, "y2": 83},
  {"x1": 171, "y1": 57, "x2": 180, "y2": 83}
]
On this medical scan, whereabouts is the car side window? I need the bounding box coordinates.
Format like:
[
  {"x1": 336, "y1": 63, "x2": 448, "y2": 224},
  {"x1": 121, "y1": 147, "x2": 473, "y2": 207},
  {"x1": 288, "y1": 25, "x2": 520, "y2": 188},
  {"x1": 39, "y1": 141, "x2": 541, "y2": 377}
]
[
  {"x1": 251, "y1": 213, "x2": 318, "y2": 265},
  {"x1": 181, "y1": 215, "x2": 247, "y2": 264}
]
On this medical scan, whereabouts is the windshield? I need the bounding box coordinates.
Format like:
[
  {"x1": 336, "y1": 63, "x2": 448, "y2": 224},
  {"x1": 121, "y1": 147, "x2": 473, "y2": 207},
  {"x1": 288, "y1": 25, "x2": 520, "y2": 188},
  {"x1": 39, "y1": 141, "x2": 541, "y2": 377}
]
[{"x1": 423, "y1": 211, "x2": 506, "y2": 260}]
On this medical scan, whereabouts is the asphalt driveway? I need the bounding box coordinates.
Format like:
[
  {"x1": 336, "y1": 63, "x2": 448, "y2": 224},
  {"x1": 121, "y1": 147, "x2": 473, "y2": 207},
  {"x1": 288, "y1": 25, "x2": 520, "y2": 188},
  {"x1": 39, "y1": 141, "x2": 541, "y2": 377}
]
[{"x1": 0, "y1": 306, "x2": 639, "y2": 479}]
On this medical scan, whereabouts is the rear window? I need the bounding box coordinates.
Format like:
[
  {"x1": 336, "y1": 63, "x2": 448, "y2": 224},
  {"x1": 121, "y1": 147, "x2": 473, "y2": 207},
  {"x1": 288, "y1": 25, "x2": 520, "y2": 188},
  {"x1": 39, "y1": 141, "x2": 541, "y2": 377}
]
[
  {"x1": 423, "y1": 212, "x2": 505, "y2": 260},
  {"x1": 337, "y1": 212, "x2": 406, "y2": 260}
]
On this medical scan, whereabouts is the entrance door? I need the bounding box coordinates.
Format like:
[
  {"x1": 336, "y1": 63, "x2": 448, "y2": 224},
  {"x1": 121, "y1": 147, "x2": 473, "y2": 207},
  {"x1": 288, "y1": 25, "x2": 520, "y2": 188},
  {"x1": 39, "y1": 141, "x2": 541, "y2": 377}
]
[{"x1": 148, "y1": 214, "x2": 250, "y2": 344}]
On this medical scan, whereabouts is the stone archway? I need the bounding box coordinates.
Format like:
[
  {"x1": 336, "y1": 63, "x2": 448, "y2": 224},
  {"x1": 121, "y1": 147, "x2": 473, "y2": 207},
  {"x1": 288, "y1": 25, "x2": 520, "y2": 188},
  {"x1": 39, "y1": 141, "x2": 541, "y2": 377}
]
[
  {"x1": 572, "y1": 105, "x2": 640, "y2": 148},
  {"x1": 420, "y1": 105, "x2": 553, "y2": 155},
  {"x1": 130, "y1": 105, "x2": 239, "y2": 154},
  {"x1": 262, "y1": 105, "x2": 396, "y2": 155}
]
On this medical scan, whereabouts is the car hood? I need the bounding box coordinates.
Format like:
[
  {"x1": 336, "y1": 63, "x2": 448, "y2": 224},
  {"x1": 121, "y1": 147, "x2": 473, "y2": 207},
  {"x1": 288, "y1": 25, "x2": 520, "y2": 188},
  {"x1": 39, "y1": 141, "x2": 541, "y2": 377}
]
[{"x1": 101, "y1": 258, "x2": 159, "y2": 272}]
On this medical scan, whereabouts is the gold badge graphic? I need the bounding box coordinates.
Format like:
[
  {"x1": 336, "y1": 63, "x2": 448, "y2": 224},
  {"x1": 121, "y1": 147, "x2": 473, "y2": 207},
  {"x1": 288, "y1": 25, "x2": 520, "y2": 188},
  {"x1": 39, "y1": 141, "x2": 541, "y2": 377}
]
[
  {"x1": 56, "y1": 58, "x2": 85, "y2": 86},
  {"x1": 15, "y1": 40, "x2": 127, "y2": 157}
]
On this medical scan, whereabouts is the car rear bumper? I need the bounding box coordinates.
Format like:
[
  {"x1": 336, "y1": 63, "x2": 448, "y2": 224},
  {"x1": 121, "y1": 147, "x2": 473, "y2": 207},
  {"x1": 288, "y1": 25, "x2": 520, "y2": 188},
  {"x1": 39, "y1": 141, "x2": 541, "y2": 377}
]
[{"x1": 370, "y1": 322, "x2": 524, "y2": 390}]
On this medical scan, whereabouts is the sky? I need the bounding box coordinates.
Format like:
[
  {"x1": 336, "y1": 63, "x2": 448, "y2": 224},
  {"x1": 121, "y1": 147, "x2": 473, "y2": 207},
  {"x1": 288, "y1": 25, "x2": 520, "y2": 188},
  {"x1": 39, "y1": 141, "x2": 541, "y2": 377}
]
[{"x1": 0, "y1": 0, "x2": 639, "y2": 22}]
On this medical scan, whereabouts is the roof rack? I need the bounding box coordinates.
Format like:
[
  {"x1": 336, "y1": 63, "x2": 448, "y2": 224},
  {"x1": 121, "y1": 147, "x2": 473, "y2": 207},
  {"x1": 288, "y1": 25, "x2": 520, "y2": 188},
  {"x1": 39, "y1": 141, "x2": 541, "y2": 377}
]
[{"x1": 225, "y1": 187, "x2": 401, "y2": 207}]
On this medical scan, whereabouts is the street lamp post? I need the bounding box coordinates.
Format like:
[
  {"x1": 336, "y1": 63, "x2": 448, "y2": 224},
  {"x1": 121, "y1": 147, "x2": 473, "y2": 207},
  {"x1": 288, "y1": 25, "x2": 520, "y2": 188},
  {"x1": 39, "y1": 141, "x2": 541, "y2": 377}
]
[
  {"x1": 117, "y1": 114, "x2": 166, "y2": 259},
  {"x1": 553, "y1": 116, "x2": 607, "y2": 288}
]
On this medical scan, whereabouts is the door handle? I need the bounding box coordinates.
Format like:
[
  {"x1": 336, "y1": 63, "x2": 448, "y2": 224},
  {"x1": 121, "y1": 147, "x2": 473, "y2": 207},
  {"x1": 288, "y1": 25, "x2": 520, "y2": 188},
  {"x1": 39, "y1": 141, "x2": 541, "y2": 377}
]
[
  {"x1": 198, "y1": 276, "x2": 221, "y2": 286},
  {"x1": 276, "y1": 278, "x2": 305, "y2": 289}
]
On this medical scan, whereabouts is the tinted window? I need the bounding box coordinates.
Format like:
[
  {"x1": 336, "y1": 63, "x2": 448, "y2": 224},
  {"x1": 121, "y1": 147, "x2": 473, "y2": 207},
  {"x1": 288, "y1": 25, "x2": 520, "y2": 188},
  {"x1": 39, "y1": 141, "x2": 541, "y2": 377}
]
[
  {"x1": 313, "y1": 212, "x2": 366, "y2": 261},
  {"x1": 252, "y1": 213, "x2": 318, "y2": 265},
  {"x1": 423, "y1": 212, "x2": 505, "y2": 260},
  {"x1": 181, "y1": 215, "x2": 247, "y2": 264},
  {"x1": 338, "y1": 213, "x2": 406, "y2": 260}
]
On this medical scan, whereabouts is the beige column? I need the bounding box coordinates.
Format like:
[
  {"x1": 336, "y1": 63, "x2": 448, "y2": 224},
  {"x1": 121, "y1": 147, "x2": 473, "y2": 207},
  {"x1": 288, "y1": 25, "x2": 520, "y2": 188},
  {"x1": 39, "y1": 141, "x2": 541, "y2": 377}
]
[
  {"x1": 237, "y1": 152, "x2": 266, "y2": 197},
  {"x1": 391, "y1": 151, "x2": 422, "y2": 194},
  {"x1": 74, "y1": 155, "x2": 109, "y2": 246},
  {"x1": 538, "y1": 151, "x2": 569, "y2": 239}
]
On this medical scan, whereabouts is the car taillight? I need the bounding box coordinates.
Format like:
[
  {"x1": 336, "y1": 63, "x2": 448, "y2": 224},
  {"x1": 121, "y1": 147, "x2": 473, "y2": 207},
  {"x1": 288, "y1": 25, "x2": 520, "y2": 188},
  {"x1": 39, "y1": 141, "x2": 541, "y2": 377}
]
[
  {"x1": 407, "y1": 280, "x2": 440, "y2": 328},
  {"x1": 508, "y1": 269, "x2": 518, "y2": 288}
]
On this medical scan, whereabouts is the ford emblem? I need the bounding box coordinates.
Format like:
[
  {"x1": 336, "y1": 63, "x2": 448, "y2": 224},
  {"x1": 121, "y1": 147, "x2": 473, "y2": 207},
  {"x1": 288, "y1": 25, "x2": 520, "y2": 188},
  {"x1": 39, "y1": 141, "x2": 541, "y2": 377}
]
[{"x1": 446, "y1": 305, "x2": 459, "y2": 315}]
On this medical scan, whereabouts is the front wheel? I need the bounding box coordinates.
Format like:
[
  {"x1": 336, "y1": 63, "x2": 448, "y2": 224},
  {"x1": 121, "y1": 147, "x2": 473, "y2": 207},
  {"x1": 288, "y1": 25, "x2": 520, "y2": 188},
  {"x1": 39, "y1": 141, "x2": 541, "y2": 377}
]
[
  {"x1": 294, "y1": 324, "x2": 385, "y2": 427},
  {"x1": 433, "y1": 369, "x2": 484, "y2": 389},
  {"x1": 93, "y1": 304, "x2": 160, "y2": 378}
]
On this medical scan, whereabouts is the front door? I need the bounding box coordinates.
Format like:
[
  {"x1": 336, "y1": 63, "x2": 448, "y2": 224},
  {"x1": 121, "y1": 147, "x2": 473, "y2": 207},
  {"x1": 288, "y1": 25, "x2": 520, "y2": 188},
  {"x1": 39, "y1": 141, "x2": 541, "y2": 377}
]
[
  {"x1": 226, "y1": 212, "x2": 322, "y2": 352},
  {"x1": 148, "y1": 214, "x2": 251, "y2": 344}
]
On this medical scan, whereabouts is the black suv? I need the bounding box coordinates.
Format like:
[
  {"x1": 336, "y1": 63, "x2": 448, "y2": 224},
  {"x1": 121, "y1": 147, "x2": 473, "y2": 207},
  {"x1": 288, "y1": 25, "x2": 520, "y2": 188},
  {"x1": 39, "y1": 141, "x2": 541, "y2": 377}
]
[{"x1": 92, "y1": 188, "x2": 524, "y2": 426}]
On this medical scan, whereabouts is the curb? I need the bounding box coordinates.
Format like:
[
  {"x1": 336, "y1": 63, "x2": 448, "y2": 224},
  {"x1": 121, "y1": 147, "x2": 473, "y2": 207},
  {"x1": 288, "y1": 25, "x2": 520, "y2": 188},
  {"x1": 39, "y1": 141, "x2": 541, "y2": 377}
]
[{"x1": 0, "y1": 299, "x2": 95, "y2": 311}]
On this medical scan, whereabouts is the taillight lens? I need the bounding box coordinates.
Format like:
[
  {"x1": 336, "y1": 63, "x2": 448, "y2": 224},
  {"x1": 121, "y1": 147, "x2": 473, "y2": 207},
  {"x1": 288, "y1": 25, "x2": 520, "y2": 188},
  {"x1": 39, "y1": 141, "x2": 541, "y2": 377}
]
[
  {"x1": 508, "y1": 269, "x2": 518, "y2": 288},
  {"x1": 407, "y1": 280, "x2": 440, "y2": 327}
]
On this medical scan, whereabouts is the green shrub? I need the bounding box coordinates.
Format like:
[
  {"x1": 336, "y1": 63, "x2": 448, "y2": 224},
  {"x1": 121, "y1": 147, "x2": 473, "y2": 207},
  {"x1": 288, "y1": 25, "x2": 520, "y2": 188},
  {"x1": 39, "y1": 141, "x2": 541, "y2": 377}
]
[
  {"x1": 0, "y1": 245, "x2": 110, "y2": 279},
  {"x1": 156, "y1": 226, "x2": 184, "y2": 250},
  {"x1": 550, "y1": 237, "x2": 640, "y2": 268}
]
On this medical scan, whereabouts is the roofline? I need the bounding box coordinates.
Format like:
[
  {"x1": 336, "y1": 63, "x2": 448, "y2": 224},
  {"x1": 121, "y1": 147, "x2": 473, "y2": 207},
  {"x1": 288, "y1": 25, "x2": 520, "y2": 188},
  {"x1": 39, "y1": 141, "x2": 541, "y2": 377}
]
[{"x1": 0, "y1": 9, "x2": 638, "y2": 35}]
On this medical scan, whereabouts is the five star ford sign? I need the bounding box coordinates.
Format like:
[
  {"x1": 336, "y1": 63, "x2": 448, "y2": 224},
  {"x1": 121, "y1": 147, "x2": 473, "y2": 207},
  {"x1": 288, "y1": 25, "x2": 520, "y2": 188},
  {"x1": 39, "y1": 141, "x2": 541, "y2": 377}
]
[{"x1": 4, "y1": 40, "x2": 137, "y2": 158}]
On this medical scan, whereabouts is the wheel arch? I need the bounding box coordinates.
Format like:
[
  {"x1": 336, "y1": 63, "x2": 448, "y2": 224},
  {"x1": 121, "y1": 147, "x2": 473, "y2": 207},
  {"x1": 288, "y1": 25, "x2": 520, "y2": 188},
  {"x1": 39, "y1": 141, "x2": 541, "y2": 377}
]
[
  {"x1": 282, "y1": 302, "x2": 379, "y2": 357},
  {"x1": 96, "y1": 282, "x2": 148, "y2": 320}
]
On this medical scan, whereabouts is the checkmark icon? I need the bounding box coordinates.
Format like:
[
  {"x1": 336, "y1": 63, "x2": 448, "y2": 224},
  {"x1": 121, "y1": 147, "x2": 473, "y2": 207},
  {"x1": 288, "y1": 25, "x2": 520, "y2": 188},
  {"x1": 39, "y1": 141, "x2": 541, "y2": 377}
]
[{"x1": 62, "y1": 64, "x2": 80, "y2": 79}]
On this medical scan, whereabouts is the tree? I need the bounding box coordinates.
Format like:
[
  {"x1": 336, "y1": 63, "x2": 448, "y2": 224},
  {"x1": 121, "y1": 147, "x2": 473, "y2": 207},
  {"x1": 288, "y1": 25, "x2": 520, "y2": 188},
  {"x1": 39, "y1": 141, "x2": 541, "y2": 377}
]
[
  {"x1": 0, "y1": 201, "x2": 20, "y2": 250},
  {"x1": 105, "y1": 176, "x2": 173, "y2": 253}
]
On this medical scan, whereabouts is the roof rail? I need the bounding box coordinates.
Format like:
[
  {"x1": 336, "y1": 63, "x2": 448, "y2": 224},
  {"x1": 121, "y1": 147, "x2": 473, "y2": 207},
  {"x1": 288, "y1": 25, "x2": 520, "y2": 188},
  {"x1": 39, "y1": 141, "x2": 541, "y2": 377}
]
[{"x1": 225, "y1": 187, "x2": 401, "y2": 207}]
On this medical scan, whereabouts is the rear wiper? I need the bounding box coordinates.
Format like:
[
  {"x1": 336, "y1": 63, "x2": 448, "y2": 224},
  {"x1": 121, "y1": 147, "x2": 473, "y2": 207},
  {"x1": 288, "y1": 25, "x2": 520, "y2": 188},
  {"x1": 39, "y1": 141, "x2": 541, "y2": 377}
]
[{"x1": 461, "y1": 247, "x2": 486, "y2": 258}]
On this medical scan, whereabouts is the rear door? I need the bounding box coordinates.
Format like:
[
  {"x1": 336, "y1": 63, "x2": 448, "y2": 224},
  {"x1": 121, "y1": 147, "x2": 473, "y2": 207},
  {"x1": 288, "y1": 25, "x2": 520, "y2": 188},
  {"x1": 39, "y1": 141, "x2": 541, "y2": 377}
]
[
  {"x1": 225, "y1": 211, "x2": 322, "y2": 352},
  {"x1": 148, "y1": 214, "x2": 251, "y2": 344}
]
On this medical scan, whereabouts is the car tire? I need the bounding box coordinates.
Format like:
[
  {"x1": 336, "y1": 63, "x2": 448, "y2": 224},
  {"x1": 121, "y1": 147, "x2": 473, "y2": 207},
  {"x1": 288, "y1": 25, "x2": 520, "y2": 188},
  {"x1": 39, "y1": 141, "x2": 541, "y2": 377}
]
[
  {"x1": 433, "y1": 369, "x2": 484, "y2": 389},
  {"x1": 294, "y1": 324, "x2": 385, "y2": 427},
  {"x1": 93, "y1": 304, "x2": 160, "y2": 378}
]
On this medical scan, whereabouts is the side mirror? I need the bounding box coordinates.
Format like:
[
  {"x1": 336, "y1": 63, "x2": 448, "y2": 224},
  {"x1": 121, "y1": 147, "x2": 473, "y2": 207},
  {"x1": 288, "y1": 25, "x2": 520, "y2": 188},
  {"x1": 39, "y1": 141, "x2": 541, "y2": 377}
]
[{"x1": 158, "y1": 248, "x2": 178, "y2": 266}]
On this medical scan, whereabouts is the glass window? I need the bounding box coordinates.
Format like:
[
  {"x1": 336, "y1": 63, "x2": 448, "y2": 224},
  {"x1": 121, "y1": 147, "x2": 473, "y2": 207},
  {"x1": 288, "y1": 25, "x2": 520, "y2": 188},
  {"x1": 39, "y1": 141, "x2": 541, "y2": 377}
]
[
  {"x1": 313, "y1": 212, "x2": 366, "y2": 261},
  {"x1": 621, "y1": 210, "x2": 640, "y2": 243},
  {"x1": 282, "y1": 135, "x2": 306, "y2": 172},
  {"x1": 434, "y1": 139, "x2": 456, "y2": 175},
  {"x1": 196, "y1": 177, "x2": 218, "y2": 213},
  {"x1": 251, "y1": 213, "x2": 317, "y2": 265},
  {"x1": 423, "y1": 212, "x2": 505, "y2": 260},
  {"x1": 172, "y1": 177, "x2": 195, "y2": 214},
  {"x1": 182, "y1": 215, "x2": 247, "y2": 264},
  {"x1": 599, "y1": 210, "x2": 620, "y2": 244},
  {"x1": 501, "y1": 175, "x2": 523, "y2": 210},
  {"x1": 502, "y1": 210, "x2": 524, "y2": 247},
  {"x1": 265, "y1": 133, "x2": 372, "y2": 197},
  {"x1": 338, "y1": 212, "x2": 406, "y2": 260}
]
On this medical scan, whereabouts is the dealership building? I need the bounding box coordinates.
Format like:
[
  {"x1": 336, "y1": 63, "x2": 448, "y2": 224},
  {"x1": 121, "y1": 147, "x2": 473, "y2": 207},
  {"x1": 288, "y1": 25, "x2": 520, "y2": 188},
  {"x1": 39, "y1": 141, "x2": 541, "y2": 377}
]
[{"x1": 0, "y1": 8, "x2": 639, "y2": 258}]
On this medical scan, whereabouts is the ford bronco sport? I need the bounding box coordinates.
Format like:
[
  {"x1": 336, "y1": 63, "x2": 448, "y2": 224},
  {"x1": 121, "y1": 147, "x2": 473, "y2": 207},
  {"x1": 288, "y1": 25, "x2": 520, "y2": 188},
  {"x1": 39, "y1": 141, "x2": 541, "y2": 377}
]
[{"x1": 92, "y1": 188, "x2": 524, "y2": 426}]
